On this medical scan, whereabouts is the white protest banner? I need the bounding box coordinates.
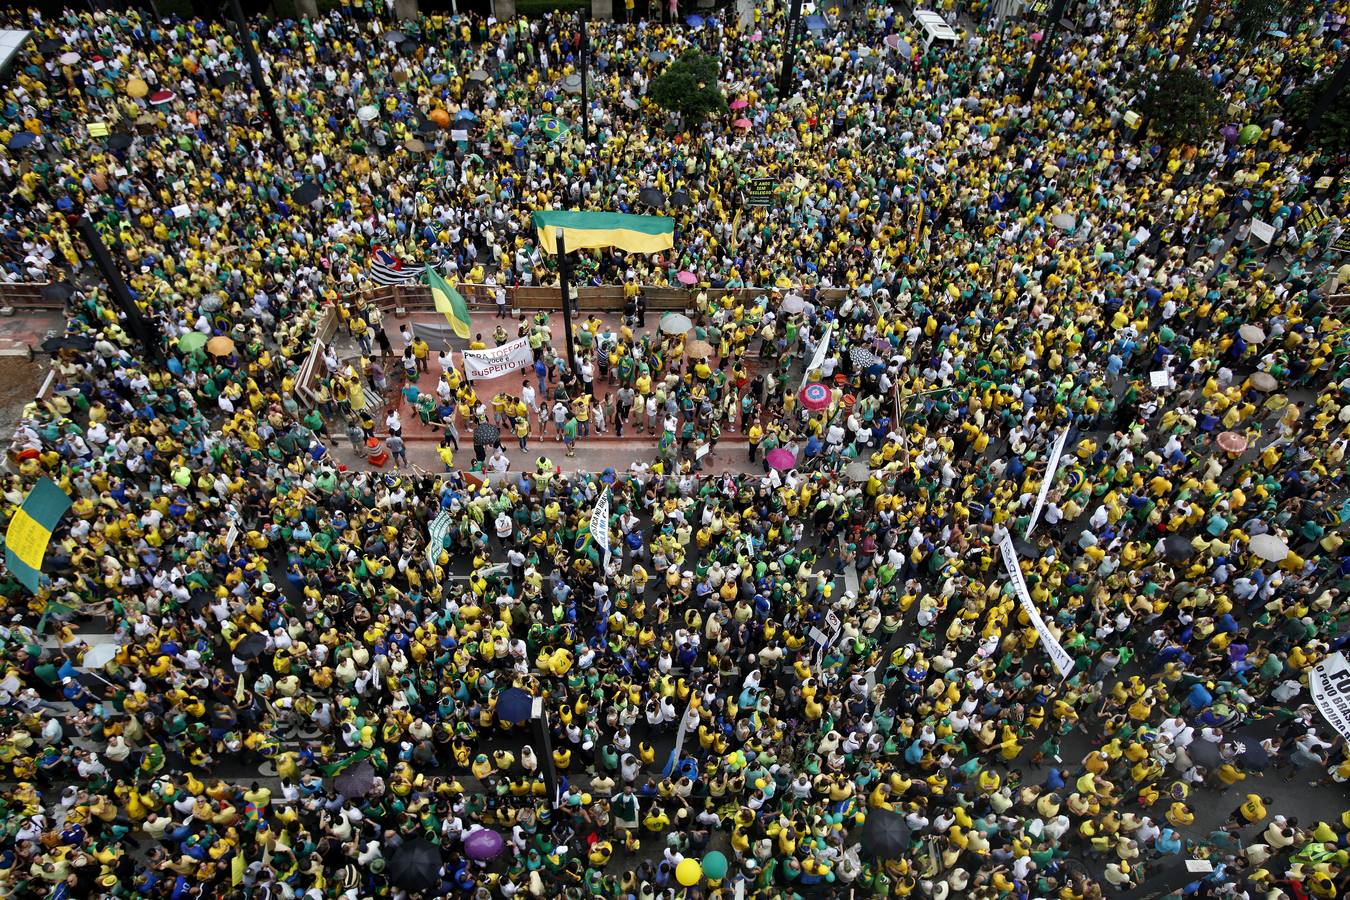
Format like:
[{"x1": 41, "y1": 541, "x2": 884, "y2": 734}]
[
  {"x1": 1149, "y1": 370, "x2": 1171, "y2": 390},
  {"x1": 998, "y1": 534, "x2": 1075, "y2": 678},
  {"x1": 1309, "y1": 651, "x2": 1350, "y2": 740},
  {"x1": 1249, "y1": 218, "x2": 1276, "y2": 245},
  {"x1": 590, "y1": 487, "x2": 611, "y2": 569},
  {"x1": 426, "y1": 508, "x2": 452, "y2": 576},
  {"x1": 462, "y1": 336, "x2": 533, "y2": 381},
  {"x1": 800, "y1": 323, "x2": 833, "y2": 389},
  {"x1": 1026, "y1": 427, "x2": 1069, "y2": 537}
]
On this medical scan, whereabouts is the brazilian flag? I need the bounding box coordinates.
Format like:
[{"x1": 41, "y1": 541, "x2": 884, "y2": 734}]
[{"x1": 425, "y1": 267, "x2": 472, "y2": 340}]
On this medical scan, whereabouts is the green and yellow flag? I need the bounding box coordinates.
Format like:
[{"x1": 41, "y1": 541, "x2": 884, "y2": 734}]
[
  {"x1": 4, "y1": 478, "x2": 71, "y2": 593},
  {"x1": 532, "y1": 210, "x2": 675, "y2": 256},
  {"x1": 425, "y1": 267, "x2": 472, "y2": 340}
]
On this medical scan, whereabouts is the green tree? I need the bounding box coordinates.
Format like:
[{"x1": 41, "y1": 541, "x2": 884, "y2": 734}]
[
  {"x1": 648, "y1": 52, "x2": 728, "y2": 126},
  {"x1": 1147, "y1": 0, "x2": 1181, "y2": 30},
  {"x1": 1229, "y1": 0, "x2": 1288, "y2": 44},
  {"x1": 1133, "y1": 67, "x2": 1223, "y2": 147},
  {"x1": 1284, "y1": 73, "x2": 1350, "y2": 156}
]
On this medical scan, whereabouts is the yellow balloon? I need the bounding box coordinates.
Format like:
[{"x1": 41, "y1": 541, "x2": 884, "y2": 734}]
[{"x1": 676, "y1": 858, "x2": 703, "y2": 887}]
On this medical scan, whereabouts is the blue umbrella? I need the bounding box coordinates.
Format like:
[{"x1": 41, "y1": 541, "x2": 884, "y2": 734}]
[
  {"x1": 431, "y1": 72, "x2": 448, "y2": 85},
  {"x1": 7, "y1": 132, "x2": 35, "y2": 150},
  {"x1": 686, "y1": 14, "x2": 704, "y2": 26},
  {"x1": 456, "y1": 109, "x2": 478, "y2": 122},
  {"x1": 805, "y1": 14, "x2": 827, "y2": 31}
]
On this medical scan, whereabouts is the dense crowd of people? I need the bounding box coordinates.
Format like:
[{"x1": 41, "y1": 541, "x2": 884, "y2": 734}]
[{"x1": 0, "y1": 0, "x2": 1349, "y2": 896}]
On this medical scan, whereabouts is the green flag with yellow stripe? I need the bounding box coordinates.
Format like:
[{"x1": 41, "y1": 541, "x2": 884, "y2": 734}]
[
  {"x1": 5, "y1": 478, "x2": 71, "y2": 593},
  {"x1": 425, "y1": 267, "x2": 472, "y2": 340}
]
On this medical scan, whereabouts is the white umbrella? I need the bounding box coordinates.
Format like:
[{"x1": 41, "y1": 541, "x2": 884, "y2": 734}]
[
  {"x1": 357, "y1": 105, "x2": 379, "y2": 122},
  {"x1": 1051, "y1": 213, "x2": 1077, "y2": 231},
  {"x1": 80, "y1": 643, "x2": 120, "y2": 669},
  {"x1": 659, "y1": 313, "x2": 693, "y2": 335},
  {"x1": 845, "y1": 459, "x2": 870, "y2": 482},
  {"x1": 781, "y1": 294, "x2": 807, "y2": 314},
  {"x1": 59, "y1": 51, "x2": 80, "y2": 65},
  {"x1": 1238, "y1": 324, "x2": 1265, "y2": 343},
  {"x1": 1249, "y1": 533, "x2": 1288, "y2": 562}
]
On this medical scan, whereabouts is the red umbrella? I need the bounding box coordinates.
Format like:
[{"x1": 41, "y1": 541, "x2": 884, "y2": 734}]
[
  {"x1": 732, "y1": 118, "x2": 752, "y2": 129},
  {"x1": 149, "y1": 89, "x2": 176, "y2": 106},
  {"x1": 766, "y1": 448, "x2": 796, "y2": 471},
  {"x1": 1216, "y1": 432, "x2": 1247, "y2": 454},
  {"x1": 676, "y1": 270, "x2": 697, "y2": 285},
  {"x1": 730, "y1": 98, "x2": 748, "y2": 110},
  {"x1": 798, "y1": 382, "x2": 832, "y2": 411}
]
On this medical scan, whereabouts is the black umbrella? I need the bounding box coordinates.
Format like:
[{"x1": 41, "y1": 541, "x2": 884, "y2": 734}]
[
  {"x1": 234, "y1": 633, "x2": 269, "y2": 661},
  {"x1": 496, "y1": 687, "x2": 535, "y2": 724},
  {"x1": 860, "y1": 809, "x2": 911, "y2": 858},
  {"x1": 214, "y1": 69, "x2": 240, "y2": 88},
  {"x1": 1012, "y1": 535, "x2": 1038, "y2": 558},
  {"x1": 1237, "y1": 739, "x2": 1270, "y2": 771},
  {"x1": 1187, "y1": 738, "x2": 1222, "y2": 768},
  {"x1": 383, "y1": 29, "x2": 407, "y2": 43},
  {"x1": 399, "y1": 40, "x2": 417, "y2": 55},
  {"x1": 292, "y1": 181, "x2": 321, "y2": 206},
  {"x1": 38, "y1": 39, "x2": 62, "y2": 54},
  {"x1": 41, "y1": 282, "x2": 74, "y2": 303},
  {"x1": 388, "y1": 839, "x2": 442, "y2": 893},
  {"x1": 473, "y1": 423, "x2": 501, "y2": 446},
  {"x1": 40, "y1": 334, "x2": 94, "y2": 352},
  {"x1": 638, "y1": 187, "x2": 665, "y2": 208},
  {"x1": 107, "y1": 133, "x2": 133, "y2": 151},
  {"x1": 334, "y1": 761, "x2": 378, "y2": 796},
  {"x1": 1162, "y1": 534, "x2": 1195, "y2": 562},
  {"x1": 669, "y1": 188, "x2": 692, "y2": 208}
]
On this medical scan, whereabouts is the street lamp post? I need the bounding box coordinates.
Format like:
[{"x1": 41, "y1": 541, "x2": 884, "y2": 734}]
[
  {"x1": 75, "y1": 216, "x2": 162, "y2": 362},
  {"x1": 228, "y1": 0, "x2": 285, "y2": 147},
  {"x1": 1021, "y1": 0, "x2": 1072, "y2": 100},
  {"x1": 555, "y1": 228, "x2": 579, "y2": 377}
]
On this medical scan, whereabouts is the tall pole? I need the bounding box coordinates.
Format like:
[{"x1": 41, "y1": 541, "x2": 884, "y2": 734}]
[
  {"x1": 228, "y1": 0, "x2": 285, "y2": 147},
  {"x1": 1020, "y1": 0, "x2": 1072, "y2": 100},
  {"x1": 556, "y1": 228, "x2": 579, "y2": 376},
  {"x1": 1294, "y1": 52, "x2": 1350, "y2": 152},
  {"x1": 777, "y1": 0, "x2": 803, "y2": 100},
  {"x1": 75, "y1": 216, "x2": 162, "y2": 362},
  {"x1": 579, "y1": 13, "x2": 590, "y2": 145}
]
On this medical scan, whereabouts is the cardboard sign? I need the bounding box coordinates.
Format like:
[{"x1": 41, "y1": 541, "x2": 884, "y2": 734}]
[
  {"x1": 1249, "y1": 219, "x2": 1276, "y2": 245},
  {"x1": 1150, "y1": 370, "x2": 1170, "y2": 389}
]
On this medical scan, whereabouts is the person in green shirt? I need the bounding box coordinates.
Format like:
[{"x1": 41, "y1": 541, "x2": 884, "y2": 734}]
[{"x1": 562, "y1": 415, "x2": 578, "y2": 457}]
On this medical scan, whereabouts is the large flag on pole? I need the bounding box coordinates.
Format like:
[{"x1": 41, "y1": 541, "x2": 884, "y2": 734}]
[
  {"x1": 425, "y1": 268, "x2": 472, "y2": 340},
  {"x1": 4, "y1": 478, "x2": 71, "y2": 593},
  {"x1": 532, "y1": 210, "x2": 675, "y2": 255}
]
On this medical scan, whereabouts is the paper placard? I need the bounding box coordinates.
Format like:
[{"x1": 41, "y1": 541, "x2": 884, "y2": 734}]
[
  {"x1": 87, "y1": 121, "x2": 110, "y2": 137},
  {"x1": 171, "y1": 204, "x2": 190, "y2": 219},
  {"x1": 1150, "y1": 370, "x2": 1170, "y2": 389},
  {"x1": 1185, "y1": 860, "x2": 1215, "y2": 874},
  {"x1": 1249, "y1": 219, "x2": 1276, "y2": 244},
  {"x1": 451, "y1": 128, "x2": 469, "y2": 142},
  {"x1": 695, "y1": 443, "x2": 710, "y2": 459}
]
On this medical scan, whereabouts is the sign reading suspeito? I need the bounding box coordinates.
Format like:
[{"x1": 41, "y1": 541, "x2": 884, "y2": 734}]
[{"x1": 462, "y1": 336, "x2": 533, "y2": 380}]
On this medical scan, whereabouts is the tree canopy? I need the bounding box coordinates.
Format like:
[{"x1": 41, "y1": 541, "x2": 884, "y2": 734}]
[
  {"x1": 648, "y1": 51, "x2": 728, "y2": 126},
  {"x1": 1133, "y1": 66, "x2": 1223, "y2": 147}
]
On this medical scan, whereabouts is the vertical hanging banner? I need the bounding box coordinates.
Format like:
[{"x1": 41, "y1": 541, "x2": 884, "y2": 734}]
[
  {"x1": 1026, "y1": 427, "x2": 1069, "y2": 537},
  {"x1": 4, "y1": 477, "x2": 72, "y2": 593},
  {"x1": 1310, "y1": 652, "x2": 1350, "y2": 740},
  {"x1": 998, "y1": 534, "x2": 1075, "y2": 678},
  {"x1": 801, "y1": 323, "x2": 833, "y2": 389},
  {"x1": 590, "y1": 487, "x2": 611, "y2": 570}
]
